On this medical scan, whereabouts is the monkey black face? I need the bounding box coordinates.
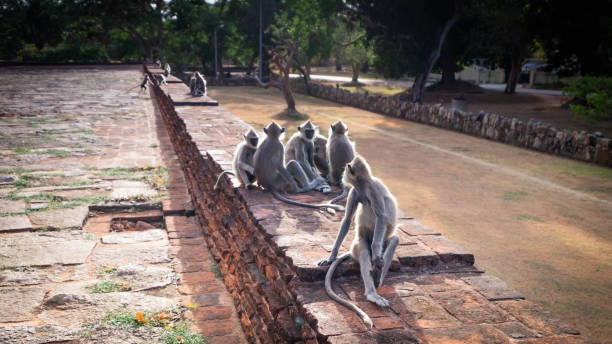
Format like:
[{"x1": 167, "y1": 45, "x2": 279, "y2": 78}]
[
  {"x1": 347, "y1": 164, "x2": 355, "y2": 175},
  {"x1": 250, "y1": 138, "x2": 259, "y2": 147},
  {"x1": 304, "y1": 129, "x2": 315, "y2": 140}
]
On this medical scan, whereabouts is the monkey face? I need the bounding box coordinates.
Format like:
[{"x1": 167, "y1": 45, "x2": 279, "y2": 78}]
[
  {"x1": 250, "y1": 137, "x2": 259, "y2": 147},
  {"x1": 304, "y1": 128, "x2": 315, "y2": 140}
]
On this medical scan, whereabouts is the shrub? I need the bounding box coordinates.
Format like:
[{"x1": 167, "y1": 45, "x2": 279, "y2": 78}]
[{"x1": 563, "y1": 76, "x2": 612, "y2": 123}]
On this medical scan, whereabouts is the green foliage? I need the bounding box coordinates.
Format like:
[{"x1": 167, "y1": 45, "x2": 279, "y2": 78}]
[
  {"x1": 564, "y1": 76, "x2": 612, "y2": 123},
  {"x1": 162, "y1": 323, "x2": 208, "y2": 344},
  {"x1": 103, "y1": 311, "x2": 142, "y2": 328},
  {"x1": 89, "y1": 281, "x2": 131, "y2": 294}
]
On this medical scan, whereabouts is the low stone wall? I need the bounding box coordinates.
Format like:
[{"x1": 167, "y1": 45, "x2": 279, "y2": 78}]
[{"x1": 291, "y1": 79, "x2": 612, "y2": 167}]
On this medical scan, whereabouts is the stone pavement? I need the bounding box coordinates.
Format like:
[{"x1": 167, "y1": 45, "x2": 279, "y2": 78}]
[
  {"x1": 0, "y1": 66, "x2": 245, "y2": 343},
  {"x1": 150, "y1": 66, "x2": 593, "y2": 343}
]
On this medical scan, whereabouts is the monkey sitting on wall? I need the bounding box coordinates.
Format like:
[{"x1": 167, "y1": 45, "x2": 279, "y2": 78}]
[
  {"x1": 326, "y1": 121, "x2": 355, "y2": 204},
  {"x1": 313, "y1": 134, "x2": 329, "y2": 179},
  {"x1": 253, "y1": 121, "x2": 343, "y2": 212},
  {"x1": 163, "y1": 63, "x2": 171, "y2": 77},
  {"x1": 285, "y1": 120, "x2": 332, "y2": 194},
  {"x1": 318, "y1": 156, "x2": 399, "y2": 328},
  {"x1": 215, "y1": 129, "x2": 259, "y2": 190},
  {"x1": 153, "y1": 74, "x2": 167, "y2": 87},
  {"x1": 189, "y1": 72, "x2": 207, "y2": 97}
]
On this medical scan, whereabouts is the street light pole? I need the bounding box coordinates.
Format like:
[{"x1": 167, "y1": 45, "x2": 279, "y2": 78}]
[
  {"x1": 259, "y1": 0, "x2": 263, "y2": 81},
  {"x1": 214, "y1": 24, "x2": 224, "y2": 80}
]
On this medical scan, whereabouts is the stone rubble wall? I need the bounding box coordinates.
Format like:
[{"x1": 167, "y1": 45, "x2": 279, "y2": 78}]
[
  {"x1": 148, "y1": 70, "x2": 320, "y2": 343},
  {"x1": 290, "y1": 79, "x2": 612, "y2": 167}
]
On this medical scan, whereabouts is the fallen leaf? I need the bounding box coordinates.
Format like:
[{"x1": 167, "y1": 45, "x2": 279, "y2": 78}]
[{"x1": 135, "y1": 312, "x2": 145, "y2": 323}]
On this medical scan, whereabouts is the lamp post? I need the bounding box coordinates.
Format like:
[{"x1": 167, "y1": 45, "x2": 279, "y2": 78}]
[
  {"x1": 214, "y1": 24, "x2": 224, "y2": 80},
  {"x1": 259, "y1": 0, "x2": 263, "y2": 81}
]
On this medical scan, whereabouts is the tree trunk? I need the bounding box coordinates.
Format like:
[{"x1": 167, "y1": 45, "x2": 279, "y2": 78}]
[
  {"x1": 504, "y1": 55, "x2": 521, "y2": 93},
  {"x1": 282, "y1": 74, "x2": 296, "y2": 112},
  {"x1": 246, "y1": 52, "x2": 257, "y2": 75},
  {"x1": 409, "y1": 14, "x2": 458, "y2": 103},
  {"x1": 440, "y1": 50, "x2": 457, "y2": 85},
  {"x1": 411, "y1": 74, "x2": 426, "y2": 103},
  {"x1": 351, "y1": 62, "x2": 360, "y2": 84}
]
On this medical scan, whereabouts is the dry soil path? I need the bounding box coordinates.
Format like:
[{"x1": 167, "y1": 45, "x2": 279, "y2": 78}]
[{"x1": 207, "y1": 86, "x2": 612, "y2": 342}]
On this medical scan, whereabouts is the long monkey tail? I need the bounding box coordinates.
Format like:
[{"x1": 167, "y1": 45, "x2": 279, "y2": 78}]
[
  {"x1": 270, "y1": 190, "x2": 344, "y2": 212},
  {"x1": 327, "y1": 185, "x2": 349, "y2": 204},
  {"x1": 214, "y1": 171, "x2": 236, "y2": 190},
  {"x1": 325, "y1": 253, "x2": 373, "y2": 329}
]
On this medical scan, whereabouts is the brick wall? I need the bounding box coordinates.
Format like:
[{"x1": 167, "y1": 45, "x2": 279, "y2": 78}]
[
  {"x1": 290, "y1": 80, "x2": 612, "y2": 167},
  {"x1": 148, "y1": 70, "x2": 320, "y2": 343}
]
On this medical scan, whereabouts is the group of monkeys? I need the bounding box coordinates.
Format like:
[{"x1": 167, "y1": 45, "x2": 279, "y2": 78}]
[
  {"x1": 222, "y1": 120, "x2": 399, "y2": 328},
  {"x1": 135, "y1": 62, "x2": 207, "y2": 99}
]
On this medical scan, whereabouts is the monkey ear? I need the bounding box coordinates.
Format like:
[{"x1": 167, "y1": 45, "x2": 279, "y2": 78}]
[
  {"x1": 281, "y1": 127, "x2": 286, "y2": 133},
  {"x1": 263, "y1": 127, "x2": 268, "y2": 134},
  {"x1": 348, "y1": 164, "x2": 355, "y2": 175},
  {"x1": 297, "y1": 125, "x2": 301, "y2": 131}
]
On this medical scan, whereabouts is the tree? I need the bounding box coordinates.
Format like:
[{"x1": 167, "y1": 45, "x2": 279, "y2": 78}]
[
  {"x1": 255, "y1": 0, "x2": 338, "y2": 115},
  {"x1": 254, "y1": 42, "x2": 299, "y2": 114},
  {"x1": 333, "y1": 20, "x2": 371, "y2": 86},
  {"x1": 538, "y1": 2, "x2": 612, "y2": 76},
  {"x1": 347, "y1": 0, "x2": 460, "y2": 103}
]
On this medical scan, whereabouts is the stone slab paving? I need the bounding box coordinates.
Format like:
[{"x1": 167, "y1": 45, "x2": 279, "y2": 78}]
[
  {"x1": 163, "y1": 74, "x2": 592, "y2": 343},
  {"x1": 0, "y1": 66, "x2": 245, "y2": 343}
]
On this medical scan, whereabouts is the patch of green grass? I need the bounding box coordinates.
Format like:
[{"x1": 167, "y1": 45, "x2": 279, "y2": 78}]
[
  {"x1": 503, "y1": 190, "x2": 528, "y2": 201},
  {"x1": 13, "y1": 174, "x2": 45, "y2": 188},
  {"x1": 37, "y1": 149, "x2": 70, "y2": 158},
  {"x1": 41, "y1": 134, "x2": 60, "y2": 142},
  {"x1": 340, "y1": 85, "x2": 405, "y2": 96},
  {"x1": 142, "y1": 166, "x2": 168, "y2": 189},
  {"x1": 84, "y1": 233, "x2": 96, "y2": 240},
  {"x1": 89, "y1": 280, "x2": 131, "y2": 293},
  {"x1": 163, "y1": 323, "x2": 208, "y2": 344},
  {"x1": 0, "y1": 167, "x2": 27, "y2": 175},
  {"x1": 554, "y1": 161, "x2": 612, "y2": 180},
  {"x1": 103, "y1": 311, "x2": 142, "y2": 328},
  {"x1": 210, "y1": 261, "x2": 221, "y2": 278},
  {"x1": 12, "y1": 147, "x2": 32, "y2": 155},
  {"x1": 93, "y1": 167, "x2": 140, "y2": 177},
  {"x1": 516, "y1": 214, "x2": 543, "y2": 222},
  {"x1": 0, "y1": 212, "x2": 26, "y2": 217}
]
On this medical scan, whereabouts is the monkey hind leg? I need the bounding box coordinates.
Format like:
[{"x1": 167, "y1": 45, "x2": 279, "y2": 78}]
[
  {"x1": 377, "y1": 235, "x2": 399, "y2": 287},
  {"x1": 357, "y1": 237, "x2": 390, "y2": 308}
]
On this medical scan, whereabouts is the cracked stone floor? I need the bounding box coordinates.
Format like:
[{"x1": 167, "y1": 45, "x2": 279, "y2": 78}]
[{"x1": 0, "y1": 66, "x2": 245, "y2": 343}]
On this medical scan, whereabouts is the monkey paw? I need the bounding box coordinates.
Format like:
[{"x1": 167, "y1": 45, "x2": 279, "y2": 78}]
[
  {"x1": 366, "y1": 292, "x2": 390, "y2": 308},
  {"x1": 372, "y1": 255, "x2": 385, "y2": 270},
  {"x1": 317, "y1": 257, "x2": 335, "y2": 266}
]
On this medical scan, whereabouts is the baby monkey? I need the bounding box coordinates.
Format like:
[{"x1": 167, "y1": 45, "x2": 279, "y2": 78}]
[{"x1": 318, "y1": 156, "x2": 399, "y2": 328}]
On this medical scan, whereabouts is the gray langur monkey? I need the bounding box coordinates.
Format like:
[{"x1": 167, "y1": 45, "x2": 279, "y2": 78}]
[
  {"x1": 313, "y1": 134, "x2": 329, "y2": 179},
  {"x1": 126, "y1": 74, "x2": 150, "y2": 94},
  {"x1": 285, "y1": 120, "x2": 331, "y2": 194},
  {"x1": 189, "y1": 71, "x2": 207, "y2": 97},
  {"x1": 326, "y1": 121, "x2": 355, "y2": 204},
  {"x1": 253, "y1": 122, "x2": 343, "y2": 212},
  {"x1": 163, "y1": 63, "x2": 171, "y2": 77},
  {"x1": 318, "y1": 156, "x2": 399, "y2": 328},
  {"x1": 214, "y1": 129, "x2": 259, "y2": 190},
  {"x1": 154, "y1": 74, "x2": 168, "y2": 86}
]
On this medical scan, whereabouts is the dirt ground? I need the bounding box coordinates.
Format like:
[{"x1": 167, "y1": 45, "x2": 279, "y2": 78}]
[
  {"x1": 207, "y1": 86, "x2": 612, "y2": 343},
  {"x1": 422, "y1": 90, "x2": 612, "y2": 138},
  {"x1": 319, "y1": 78, "x2": 612, "y2": 138}
]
